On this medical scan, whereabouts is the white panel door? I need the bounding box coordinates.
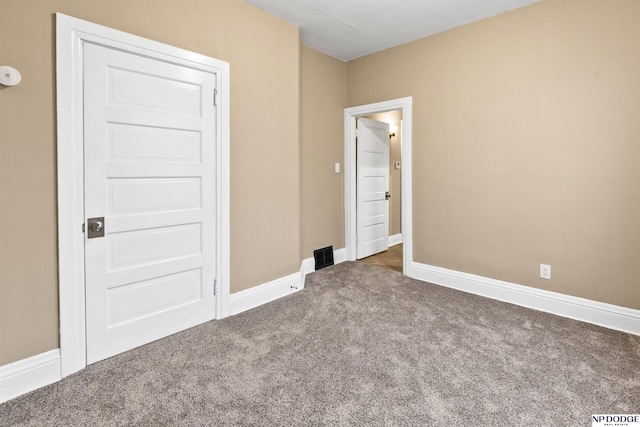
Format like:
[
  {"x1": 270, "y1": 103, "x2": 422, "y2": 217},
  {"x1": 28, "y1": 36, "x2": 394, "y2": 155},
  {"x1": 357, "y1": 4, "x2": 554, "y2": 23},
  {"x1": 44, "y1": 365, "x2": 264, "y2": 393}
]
[
  {"x1": 83, "y1": 42, "x2": 217, "y2": 364},
  {"x1": 357, "y1": 118, "x2": 390, "y2": 259}
]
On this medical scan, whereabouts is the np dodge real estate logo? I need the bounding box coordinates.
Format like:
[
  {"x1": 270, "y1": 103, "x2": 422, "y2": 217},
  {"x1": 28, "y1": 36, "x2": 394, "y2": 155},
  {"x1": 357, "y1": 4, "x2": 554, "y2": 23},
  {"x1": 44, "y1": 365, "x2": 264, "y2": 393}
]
[{"x1": 592, "y1": 414, "x2": 640, "y2": 426}]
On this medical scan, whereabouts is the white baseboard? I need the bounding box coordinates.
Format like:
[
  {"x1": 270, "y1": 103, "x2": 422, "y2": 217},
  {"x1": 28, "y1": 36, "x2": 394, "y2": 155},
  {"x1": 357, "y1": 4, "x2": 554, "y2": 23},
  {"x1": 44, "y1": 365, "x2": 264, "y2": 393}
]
[
  {"x1": 389, "y1": 233, "x2": 403, "y2": 246},
  {"x1": 411, "y1": 262, "x2": 640, "y2": 336},
  {"x1": 229, "y1": 272, "x2": 302, "y2": 316},
  {"x1": 333, "y1": 247, "x2": 348, "y2": 264},
  {"x1": 0, "y1": 349, "x2": 61, "y2": 403},
  {"x1": 300, "y1": 257, "x2": 315, "y2": 286},
  {"x1": 301, "y1": 247, "x2": 347, "y2": 285},
  {"x1": 230, "y1": 247, "x2": 348, "y2": 316}
]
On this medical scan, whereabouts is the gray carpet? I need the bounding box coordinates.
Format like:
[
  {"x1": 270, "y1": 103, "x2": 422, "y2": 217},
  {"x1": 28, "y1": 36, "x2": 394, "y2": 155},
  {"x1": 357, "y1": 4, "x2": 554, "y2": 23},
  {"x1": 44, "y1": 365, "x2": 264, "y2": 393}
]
[{"x1": 1, "y1": 262, "x2": 639, "y2": 426}]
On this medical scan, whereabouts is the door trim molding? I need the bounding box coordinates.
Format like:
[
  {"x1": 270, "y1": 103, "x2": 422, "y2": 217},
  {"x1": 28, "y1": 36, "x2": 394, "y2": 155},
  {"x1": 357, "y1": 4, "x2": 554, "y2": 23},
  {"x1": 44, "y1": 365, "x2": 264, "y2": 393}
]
[
  {"x1": 344, "y1": 97, "x2": 413, "y2": 275},
  {"x1": 56, "y1": 13, "x2": 230, "y2": 377}
]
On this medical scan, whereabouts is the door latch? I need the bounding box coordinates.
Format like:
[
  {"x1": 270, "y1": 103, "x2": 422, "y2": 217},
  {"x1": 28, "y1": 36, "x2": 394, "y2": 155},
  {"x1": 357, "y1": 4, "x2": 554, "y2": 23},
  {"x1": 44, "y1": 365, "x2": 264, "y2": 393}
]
[{"x1": 87, "y1": 217, "x2": 105, "y2": 238}]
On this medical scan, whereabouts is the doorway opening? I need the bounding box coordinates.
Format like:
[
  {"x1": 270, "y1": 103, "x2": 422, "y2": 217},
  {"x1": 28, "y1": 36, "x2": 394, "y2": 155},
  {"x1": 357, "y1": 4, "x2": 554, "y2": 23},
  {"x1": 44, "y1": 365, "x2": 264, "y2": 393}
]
[
  {"x1": 344, "y1": 97, "x2": 413, "y2": 276},
  {"x1": 357, "y1": 111, "x2": 402, "y2": 272},
  {"x1": 359, "y1": 243, "x2": 403, "y2": 273}
]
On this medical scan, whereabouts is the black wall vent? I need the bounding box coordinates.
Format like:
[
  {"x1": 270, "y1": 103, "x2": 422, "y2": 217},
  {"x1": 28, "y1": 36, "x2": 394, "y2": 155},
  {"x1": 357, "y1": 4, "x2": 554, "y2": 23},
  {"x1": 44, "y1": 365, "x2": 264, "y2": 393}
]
[{"x1": 313, "y1": 246, "x2": 334, "y2": 270}]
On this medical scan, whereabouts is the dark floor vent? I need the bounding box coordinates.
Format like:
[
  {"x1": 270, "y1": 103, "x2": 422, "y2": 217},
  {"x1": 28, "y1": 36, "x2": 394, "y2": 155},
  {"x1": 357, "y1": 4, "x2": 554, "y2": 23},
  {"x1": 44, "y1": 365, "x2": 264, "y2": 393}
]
[{"x1": 313, "y1": 246, "x2": 334, "y2": 271}]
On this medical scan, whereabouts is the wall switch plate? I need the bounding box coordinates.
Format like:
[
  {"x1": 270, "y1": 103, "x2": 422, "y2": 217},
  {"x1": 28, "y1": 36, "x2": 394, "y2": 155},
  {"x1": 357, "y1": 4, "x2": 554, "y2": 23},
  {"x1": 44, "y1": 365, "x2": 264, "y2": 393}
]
[
  {"x1": 540, "y1": 264, "x2": 551, "y2": 279},
  {"x1": 335, "y1": 162, "x2": 341, "y2": 173},
  {"x1": 394, "y1": 161, "x2": 401, "y2": 170}
]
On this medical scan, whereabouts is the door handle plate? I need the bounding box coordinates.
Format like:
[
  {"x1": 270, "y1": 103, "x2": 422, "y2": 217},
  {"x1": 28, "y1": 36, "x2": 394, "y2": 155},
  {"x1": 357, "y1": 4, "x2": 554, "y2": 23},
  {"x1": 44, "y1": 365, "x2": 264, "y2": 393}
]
[{"x1": 87, "y1": 217, "x2": 105, "y2": 238}]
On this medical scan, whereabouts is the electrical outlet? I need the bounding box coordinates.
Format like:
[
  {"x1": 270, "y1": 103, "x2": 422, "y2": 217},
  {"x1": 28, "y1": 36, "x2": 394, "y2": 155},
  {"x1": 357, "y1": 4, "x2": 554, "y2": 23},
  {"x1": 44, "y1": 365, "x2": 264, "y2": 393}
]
[{"x1": 540, "y1": 264, "x2": 551, "y2": 280}]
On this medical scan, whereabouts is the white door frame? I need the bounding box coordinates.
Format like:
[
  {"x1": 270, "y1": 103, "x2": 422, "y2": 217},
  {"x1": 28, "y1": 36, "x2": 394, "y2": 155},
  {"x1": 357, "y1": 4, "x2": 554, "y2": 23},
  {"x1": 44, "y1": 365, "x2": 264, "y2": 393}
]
[
  {"x1": 344, "y1": 97, "x2": 413, "y2": 275},
  {"x1": 56, "y1": 13, "x2": 230, "y2": 377}
]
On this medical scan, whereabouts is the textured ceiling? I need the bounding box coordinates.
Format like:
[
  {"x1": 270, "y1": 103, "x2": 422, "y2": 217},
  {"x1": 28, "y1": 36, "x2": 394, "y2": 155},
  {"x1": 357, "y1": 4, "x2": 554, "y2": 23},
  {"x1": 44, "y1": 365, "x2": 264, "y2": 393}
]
[{"x1": 245, "y1": 0, "x2": 542, "y2": 61}]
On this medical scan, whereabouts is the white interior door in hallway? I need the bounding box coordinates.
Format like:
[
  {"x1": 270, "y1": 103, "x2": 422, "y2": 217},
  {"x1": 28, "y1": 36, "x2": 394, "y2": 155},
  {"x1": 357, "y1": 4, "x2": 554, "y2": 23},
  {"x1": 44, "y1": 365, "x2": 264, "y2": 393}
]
[
  {"x1": 356, "y1": 117, "x2": 390, "y2": 259},
  {"x1": 83, "y1": 42, "x2": 217, "y2": 364}
]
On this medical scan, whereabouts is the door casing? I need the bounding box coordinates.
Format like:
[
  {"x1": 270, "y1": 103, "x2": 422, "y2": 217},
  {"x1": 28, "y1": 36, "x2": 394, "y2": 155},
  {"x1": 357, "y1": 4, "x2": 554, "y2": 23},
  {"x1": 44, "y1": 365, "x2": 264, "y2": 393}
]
[
  {"x1": 344, "y1": 97, "x2": 413, "y2": 275},
  {"x1": 56, "y1": 13, "x2": 230, "y2": 377}
]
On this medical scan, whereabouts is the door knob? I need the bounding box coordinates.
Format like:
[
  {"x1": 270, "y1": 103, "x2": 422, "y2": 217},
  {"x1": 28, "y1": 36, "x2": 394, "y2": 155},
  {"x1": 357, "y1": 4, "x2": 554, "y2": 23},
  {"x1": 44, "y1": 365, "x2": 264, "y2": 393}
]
[
  {"x1": 385, "y1": 191, "x2": 391, "y2": 200},
  {"x1": 87, "y1": 217, "x2": 105, "y2": 238}
]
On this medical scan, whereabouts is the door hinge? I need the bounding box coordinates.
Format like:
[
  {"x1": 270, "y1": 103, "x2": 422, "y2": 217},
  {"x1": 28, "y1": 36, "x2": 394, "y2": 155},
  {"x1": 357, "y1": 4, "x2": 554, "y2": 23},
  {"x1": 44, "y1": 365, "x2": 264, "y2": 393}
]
[
  {"x1": 82, "y1": 223, "x2": 85, "y2": 233},
  {"x1": 214, "y1": 279, "x2": 217, "y2": 296},
  {"x1": 213, "y1": 88, "x2": 218, "y2": 107}
]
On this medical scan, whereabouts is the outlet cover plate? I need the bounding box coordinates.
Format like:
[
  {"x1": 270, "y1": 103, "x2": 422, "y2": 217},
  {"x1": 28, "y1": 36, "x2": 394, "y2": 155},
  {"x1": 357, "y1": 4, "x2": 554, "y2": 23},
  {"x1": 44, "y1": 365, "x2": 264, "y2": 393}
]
[{"x1": 540, "y1": 264, "x2": 551, "y2": 279}]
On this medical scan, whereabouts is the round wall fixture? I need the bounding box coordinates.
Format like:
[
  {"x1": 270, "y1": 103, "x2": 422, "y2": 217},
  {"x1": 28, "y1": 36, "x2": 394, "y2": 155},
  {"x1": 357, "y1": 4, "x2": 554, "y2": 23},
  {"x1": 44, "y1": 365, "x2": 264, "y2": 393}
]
[{"x1": 0, "y1": 66, "x2": 22, "y2": 86}]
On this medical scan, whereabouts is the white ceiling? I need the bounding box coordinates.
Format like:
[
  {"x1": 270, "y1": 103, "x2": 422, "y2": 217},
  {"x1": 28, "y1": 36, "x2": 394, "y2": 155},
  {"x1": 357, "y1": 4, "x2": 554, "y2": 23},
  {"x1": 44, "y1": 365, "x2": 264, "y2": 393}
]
[{"x1": 245, "y1": 0, "x2": 542, "y2": 61}]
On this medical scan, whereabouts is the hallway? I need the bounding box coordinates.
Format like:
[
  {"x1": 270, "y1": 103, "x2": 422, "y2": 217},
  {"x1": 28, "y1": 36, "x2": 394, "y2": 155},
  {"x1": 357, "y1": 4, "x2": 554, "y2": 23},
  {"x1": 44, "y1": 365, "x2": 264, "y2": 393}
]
[{"x1": 358, "y1": 244, "x2": 403, "y2": 273}]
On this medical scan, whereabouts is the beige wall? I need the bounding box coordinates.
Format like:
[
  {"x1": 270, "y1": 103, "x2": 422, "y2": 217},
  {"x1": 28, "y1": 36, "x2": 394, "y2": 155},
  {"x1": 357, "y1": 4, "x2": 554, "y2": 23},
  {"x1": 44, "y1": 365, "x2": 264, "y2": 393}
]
[
  {"x1": 3, "y1": 0, "x2": 639, "y2": 369},
  {"x1": 0, "y1": 0, "x2": 301, "y2": 365},
  {"x1": 365, "y1": 111, "x2": 402, "y2": 237},
  {"x1": 301, "y1": 46, "x2": 346, "y2": 258},
  {"x1": 347, "y1": 0, "x2": 640, "y2": 309}
]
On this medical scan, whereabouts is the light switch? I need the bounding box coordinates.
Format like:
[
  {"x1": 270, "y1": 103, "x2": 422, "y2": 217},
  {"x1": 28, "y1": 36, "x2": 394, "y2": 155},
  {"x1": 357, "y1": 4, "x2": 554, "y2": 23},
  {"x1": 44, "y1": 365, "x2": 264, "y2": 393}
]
[
  {"x1": 394, "y1": 161, "x2": 401, "y2": 170},
  {"x1": 335, "y1": 162, "x2": 341, "y2": 173}
]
